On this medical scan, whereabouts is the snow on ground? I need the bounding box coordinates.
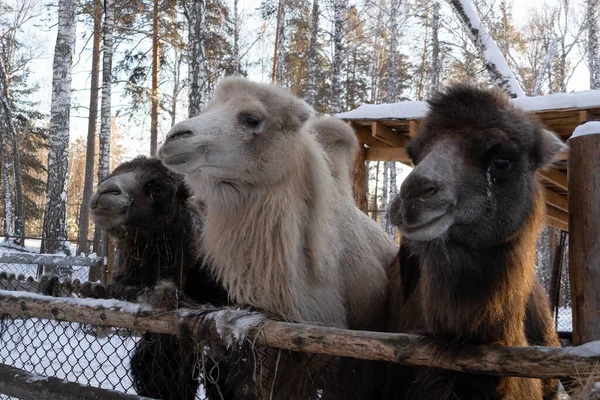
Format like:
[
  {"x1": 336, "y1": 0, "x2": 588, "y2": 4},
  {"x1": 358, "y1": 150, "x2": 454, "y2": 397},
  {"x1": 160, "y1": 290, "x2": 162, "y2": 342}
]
[
  {"x1": 335, "y1": 90, "x2": 600, "y2": 121},
  {"x1": 571, "y1": 121, "x2": 600, "y2": 139},
  {"x1": 0, "y1": 318, "x2": 138, "y2": 396},
  {"x1": 555, "y1": 306, "x2": 572, "y2": 332}
]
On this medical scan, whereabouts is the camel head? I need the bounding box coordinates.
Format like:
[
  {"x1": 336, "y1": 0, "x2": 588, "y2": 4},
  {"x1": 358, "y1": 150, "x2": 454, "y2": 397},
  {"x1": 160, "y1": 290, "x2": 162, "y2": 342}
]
[
  {"x1": 157, "y1": 77, "x2": 314, "y2": 205},
  {"x1": 389, "y1": 84, "x2": 565, "y2": 247},
  {"x1": 90, "y1": 156, "x2": 191, "y2": 237}
]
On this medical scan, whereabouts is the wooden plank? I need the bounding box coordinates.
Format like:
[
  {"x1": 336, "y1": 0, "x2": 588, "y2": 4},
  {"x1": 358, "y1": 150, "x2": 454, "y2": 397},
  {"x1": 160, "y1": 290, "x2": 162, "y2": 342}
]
[
  {"x1": 1, "y1": 290, "x2": 600, "y2": 380},
  {"x1": 538, "y1": 169, "x2": 568, "y2": 191},
  {"x1": 546, "y1": 205, "x2": 568, "y2": 232},
  {"x1": 0, "y1": 363, "x2": 152, "y2": 400},
  {"x1": 352, "y1": 147, "x2": 368, "y2": 213},
  {"x1": 544, "y1": 188, "x2": 568, "y2": 213},
  {"x1": 568, "y1": 132, "x2": 600, "y2": 345},
  {"x1": 371, "y1": 122, "x2": 410, "y2": 147},
  {"x1": 409, "y1": 120, "x2": 421, "y2": 137},
  {"x1": 365, "y1": 147, "x2": 411, "y2": 164},
  {"x1": 349, "y1": 121, "x2": 381, "y2": 147},
  {"x1": 579, "y1": 110, "x2": 594, "y2": 123}
]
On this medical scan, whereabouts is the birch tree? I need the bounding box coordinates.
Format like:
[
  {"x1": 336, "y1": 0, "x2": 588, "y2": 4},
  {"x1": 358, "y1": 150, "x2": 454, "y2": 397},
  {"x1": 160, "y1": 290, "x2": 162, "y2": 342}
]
[
  {"x1": 587, "y1": 0, "x2": 600, "y2": 89},
  {"x1": 232, "y1": 0, "x2": 240, "y2": 74},
  {"x1": 387, "y1": 0, "x2": 400, "y2": 103},
  {"x1": 431, "y1": 1, "x2": 442, "y2": 92},
  {"x1": 0, "y1": 79, "x2": 12, "y2": 238},
  {"x1": 305, "y1": 0, "x2": 319, "y2": 107},
  {"x1": 77, "y1": 0, "x2": 103, "y2": 254},
  {"x1": 42, "y1": 0, "x2": 76, "y2": 256},
  {"x1": 98, "y1": 0, "x2": 115, "y2": 187},
  {"x1": 448, "y1": 0, "x2": 525, "y2": 97},
  {"x1": 91, "y1": 0, "x2": 114, "y2": 275},
  {"x1": 184, "y1": 0, "x2": 207, "y2": 117},
  {"x1": 330, "y1": 0, "x2": 345, "y2": 113}
]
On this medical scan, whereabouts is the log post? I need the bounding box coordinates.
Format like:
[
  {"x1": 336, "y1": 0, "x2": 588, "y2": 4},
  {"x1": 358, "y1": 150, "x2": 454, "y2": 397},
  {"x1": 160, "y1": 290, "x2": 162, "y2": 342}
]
[{"x1": 568, "y1": 122, "x2": 600, "y2": 345}]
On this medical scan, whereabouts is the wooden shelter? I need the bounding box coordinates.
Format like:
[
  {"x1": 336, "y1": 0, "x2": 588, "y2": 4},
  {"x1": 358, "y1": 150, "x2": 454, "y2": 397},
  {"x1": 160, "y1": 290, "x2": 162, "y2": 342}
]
[{"x1": 338, "y1": 90, "x2": 600, "y2": 232}]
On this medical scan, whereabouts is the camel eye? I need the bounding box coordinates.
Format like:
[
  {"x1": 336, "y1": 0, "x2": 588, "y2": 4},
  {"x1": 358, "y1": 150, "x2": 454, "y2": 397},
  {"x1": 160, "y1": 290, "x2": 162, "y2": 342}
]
[
  {"x1": 493, "y1": 158, "x2": 511, "y2": 170},
  {"x1": 151, "y1": 186, "x2": 163, "y2": 194},
  {"x1": 245, "y1": 116, "x2": 262, "y2": 128}
]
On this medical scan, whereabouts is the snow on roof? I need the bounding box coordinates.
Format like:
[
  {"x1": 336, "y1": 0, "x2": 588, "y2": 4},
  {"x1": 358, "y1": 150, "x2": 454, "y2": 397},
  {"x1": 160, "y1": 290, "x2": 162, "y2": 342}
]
[
  {"x1": 571, "y1": 121, "x2": 600, "y2": 139},
  {"x1": 335, "y1": 90, "x2": 600, "y2": 121}
]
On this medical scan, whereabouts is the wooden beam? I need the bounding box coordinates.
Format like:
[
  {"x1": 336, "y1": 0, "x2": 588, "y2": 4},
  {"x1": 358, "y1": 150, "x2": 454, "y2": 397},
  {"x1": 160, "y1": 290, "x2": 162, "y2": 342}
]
[
  {"x1": 546, "y1": 205, "x2": 569, "y2": 232},
  {"x1": 1, "y1": 290, "x2": 600, "y2": 380},
  {"x1": 409, "y1": 120, "x2": 421, "y2": 137},
  {"x1": 544, "y1": 188, "x2": 568, "y2": 213},
  {"x1": 365, "y1": 147, "x2": 411, "y2": 164},
  {"x1": 371, "y1": 122, "x2": 410, "y2": 147},
  {"x1": 579, "y1": 110, "x2": 594, "y2": 123},
  {"x1": 352, "y1": 147, "x2": 368, "y2": 213},
  {"x1": 0, "y1": 363, "x2": 152, "y2": 400},
  {"x1": 568, "y1": 131, "x2": 600, "y2": 345},
  {"x1": 538, "y1": 169, "x2": 568, "y2": 191},
  {"x1": 349, "y1": 121, "x2": 381, "y2": 147}
]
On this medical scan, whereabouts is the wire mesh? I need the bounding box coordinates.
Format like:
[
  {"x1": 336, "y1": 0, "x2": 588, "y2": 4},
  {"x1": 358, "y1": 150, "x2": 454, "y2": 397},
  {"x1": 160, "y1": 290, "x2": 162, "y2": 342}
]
[{"x1": 0, "y1": 263, "x2": 91, "y2": 283}]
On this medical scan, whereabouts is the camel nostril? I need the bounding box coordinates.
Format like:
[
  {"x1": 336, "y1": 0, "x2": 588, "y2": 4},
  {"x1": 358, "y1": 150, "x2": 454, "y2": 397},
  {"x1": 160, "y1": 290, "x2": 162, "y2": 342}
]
[
  {"x1": 167, "y1": 129, "x2": 193, "y2": 141},
  {"x1": 401, "y1": 177, "x2": 439, "y2": 201}
]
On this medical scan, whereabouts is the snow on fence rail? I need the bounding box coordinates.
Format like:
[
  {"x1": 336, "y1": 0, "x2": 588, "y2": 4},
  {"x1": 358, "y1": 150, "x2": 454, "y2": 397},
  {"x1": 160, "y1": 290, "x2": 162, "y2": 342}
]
[{"x1": 0, "y1": 290, "x2": 599, "y2": 381}]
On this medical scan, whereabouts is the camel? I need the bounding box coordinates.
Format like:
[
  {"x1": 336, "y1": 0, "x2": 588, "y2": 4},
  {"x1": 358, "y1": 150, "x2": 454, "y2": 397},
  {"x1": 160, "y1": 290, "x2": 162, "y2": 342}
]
[
  {"x1": 385, "y1": 84, "x2": 563, "y2": 400},
  {"x1": 158, "y1": 77, "x2": 397, "y2": 398},
  {"x1": 90, "y1": 156, "x2": 231, "y2": 400}
]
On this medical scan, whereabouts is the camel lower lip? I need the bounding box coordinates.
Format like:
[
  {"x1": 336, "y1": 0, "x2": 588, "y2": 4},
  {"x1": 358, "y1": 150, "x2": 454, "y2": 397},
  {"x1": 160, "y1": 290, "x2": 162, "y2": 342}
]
[
  {"x1": 162, "y1": 153, "x2": 193, "y2": 165},
  {"x1": 403, "y1": 213, "x2": 447, "y2": 232}
]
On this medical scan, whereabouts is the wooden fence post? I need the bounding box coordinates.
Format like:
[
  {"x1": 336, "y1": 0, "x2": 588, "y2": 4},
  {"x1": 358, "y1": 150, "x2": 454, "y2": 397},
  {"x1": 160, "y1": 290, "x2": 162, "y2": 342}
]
[{"x1": 568, "y1": 122, "x2": 600, "y2": 345}]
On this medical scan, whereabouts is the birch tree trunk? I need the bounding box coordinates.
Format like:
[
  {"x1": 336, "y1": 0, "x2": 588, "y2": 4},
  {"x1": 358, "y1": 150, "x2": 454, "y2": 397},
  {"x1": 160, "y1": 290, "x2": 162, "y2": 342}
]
[
  {"x1": 587, "y1": 0, "x2": 600, "y2": 89},
  {"x1": 233, "y1": 0, "x2": 241, "y2": 75},
  {"x1": 305, "y1": 0, "x2": 319, "y2": 107},
  {"x1": 431, "y1": 1, "x2": 441, "y2": 93},
  {"x1": 533, "y1": 37, "x2": 556, "y2": 95},
  {"x1": 330, "y1": 0, "x2": 345, "y2": 113},
  {"x1": 78, "y1": 0, "x2": 103, "y2": 255},
  {"x1": 185, "y1": 0, "x2": 206, "y2": 117},
  {"x1": 0, "y1": 92, "x2": 12, "y2": 238},
  {"x1": 389, "y1": 163, "x2": 397, "y2": 236},
  {"x1": 387, "y1": 0, "x2": 400, "y2": 103},
  {"x1": 0, "y1": 59, "x2": 20, "y2": 241},
  {"x1": 381, "y1": 161, "x2": 389, "y2": 232},
  {"x1": 150, "y1": 0, "x2": 160, "y2": 156},
  {"x1": 93, "y1": 0, "x2": 115, "y2": 268},
  {"x1": 42, "y1": 0, "x2": 76, "y2": 258},
  {"x1": 448, "y1": 0, "x2": 525, "y2": 98}
]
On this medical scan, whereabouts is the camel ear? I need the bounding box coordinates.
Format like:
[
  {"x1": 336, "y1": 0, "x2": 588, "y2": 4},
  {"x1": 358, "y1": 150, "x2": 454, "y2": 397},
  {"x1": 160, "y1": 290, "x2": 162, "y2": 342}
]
[
  {"x1": 294, "y1": 99, "x2": 314, "y2": 126},
  {"x1": 536, "y1": 129, "x2": 567, "y2": 170}
]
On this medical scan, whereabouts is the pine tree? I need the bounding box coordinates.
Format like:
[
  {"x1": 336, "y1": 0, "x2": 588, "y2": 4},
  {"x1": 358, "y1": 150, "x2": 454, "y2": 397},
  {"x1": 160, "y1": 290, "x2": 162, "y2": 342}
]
[{"x1": 42, "y1": 0, "x2": 76, "y2": 258}]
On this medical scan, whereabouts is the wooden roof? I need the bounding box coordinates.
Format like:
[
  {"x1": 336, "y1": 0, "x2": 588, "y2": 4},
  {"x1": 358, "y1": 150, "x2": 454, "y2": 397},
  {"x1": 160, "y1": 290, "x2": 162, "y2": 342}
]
[{"x1": 339, "y1": 90, "x2": 600, "y2": 232}]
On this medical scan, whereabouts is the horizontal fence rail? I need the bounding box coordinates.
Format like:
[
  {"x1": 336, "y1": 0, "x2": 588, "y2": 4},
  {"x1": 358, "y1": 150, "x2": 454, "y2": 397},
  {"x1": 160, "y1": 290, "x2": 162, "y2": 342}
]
[
  {"x1": 0, "y1": 290, "x2": 598, "y2": 381},
  {"x1": 0, "y1": 363, "x2": 152, "y2": 400},
  {"x1": 0, "y1": 253, "x2": 102, "y2": 267}
]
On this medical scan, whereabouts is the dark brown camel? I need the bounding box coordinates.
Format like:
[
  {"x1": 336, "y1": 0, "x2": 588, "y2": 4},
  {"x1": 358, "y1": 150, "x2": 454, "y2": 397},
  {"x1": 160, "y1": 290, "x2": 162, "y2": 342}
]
[
  {"x1": 90, "y1": 156, "x2": 231, "y2": 400},
  {"x1": 385, "y1": 84, "x2": 563, "y2": 400}
]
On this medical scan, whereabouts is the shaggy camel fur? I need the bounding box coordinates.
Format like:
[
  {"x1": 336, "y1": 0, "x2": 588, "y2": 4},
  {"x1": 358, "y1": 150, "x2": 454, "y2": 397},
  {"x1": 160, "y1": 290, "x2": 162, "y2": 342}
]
[
  {"x1": 90, "y1": 157, "x2": 231, "y2": 400},
  {"x1": 385, "y1": 84, "x2": 563, "y2": 400},
  {"x1": 158, "y1": 77, "x2": 397, "y2": 397}
]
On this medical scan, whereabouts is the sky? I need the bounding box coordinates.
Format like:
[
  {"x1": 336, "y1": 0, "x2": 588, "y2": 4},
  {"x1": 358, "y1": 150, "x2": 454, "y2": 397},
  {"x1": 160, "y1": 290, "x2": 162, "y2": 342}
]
[{"x1": 15, "y1": 0, "x2": 594, "y2": 161}]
